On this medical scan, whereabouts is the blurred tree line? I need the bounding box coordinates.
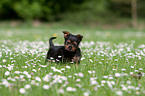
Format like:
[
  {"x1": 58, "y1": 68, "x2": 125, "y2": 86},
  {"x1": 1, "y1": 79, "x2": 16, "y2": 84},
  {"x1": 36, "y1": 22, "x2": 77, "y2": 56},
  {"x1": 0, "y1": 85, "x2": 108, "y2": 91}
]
[{"x1": 0, "y1": 0, "x2": 144, "y2": 22}]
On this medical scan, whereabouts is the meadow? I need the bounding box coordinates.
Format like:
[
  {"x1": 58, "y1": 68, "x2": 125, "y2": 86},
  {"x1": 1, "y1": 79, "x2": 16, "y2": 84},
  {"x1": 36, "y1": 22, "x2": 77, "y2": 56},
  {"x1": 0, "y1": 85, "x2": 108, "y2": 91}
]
[{"x1": 0, "y1": 24, "x2": 145, "y2": 96}]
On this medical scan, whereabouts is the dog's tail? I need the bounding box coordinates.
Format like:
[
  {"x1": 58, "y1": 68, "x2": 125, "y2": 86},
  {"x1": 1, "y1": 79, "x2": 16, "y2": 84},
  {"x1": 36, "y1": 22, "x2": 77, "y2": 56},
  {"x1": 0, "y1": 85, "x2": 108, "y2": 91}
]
[{"x1": 49, "y1": 37, "x2": 57, "y2": 47}]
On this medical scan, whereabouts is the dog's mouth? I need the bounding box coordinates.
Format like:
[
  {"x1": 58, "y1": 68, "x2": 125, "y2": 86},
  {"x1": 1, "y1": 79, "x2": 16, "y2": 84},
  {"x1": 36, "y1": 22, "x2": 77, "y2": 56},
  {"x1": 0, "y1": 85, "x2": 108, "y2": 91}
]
[{"x1": 65, "y1": 45, "x2": 76, "y2": 52}]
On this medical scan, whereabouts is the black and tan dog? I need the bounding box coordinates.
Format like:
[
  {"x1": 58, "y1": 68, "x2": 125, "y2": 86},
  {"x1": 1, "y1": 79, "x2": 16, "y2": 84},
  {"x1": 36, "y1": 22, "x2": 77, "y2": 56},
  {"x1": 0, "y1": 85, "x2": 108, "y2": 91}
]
[{"x1": 45, "y1": 31, "x2": 83, "y2": 65}]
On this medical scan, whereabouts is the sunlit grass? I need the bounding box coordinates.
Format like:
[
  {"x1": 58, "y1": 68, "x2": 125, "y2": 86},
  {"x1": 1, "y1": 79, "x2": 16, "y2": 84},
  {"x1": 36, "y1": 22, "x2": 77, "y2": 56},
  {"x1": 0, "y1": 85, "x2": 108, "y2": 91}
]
[{"x1": 0, "y1": 26, "x2": 145, "y2": 96}]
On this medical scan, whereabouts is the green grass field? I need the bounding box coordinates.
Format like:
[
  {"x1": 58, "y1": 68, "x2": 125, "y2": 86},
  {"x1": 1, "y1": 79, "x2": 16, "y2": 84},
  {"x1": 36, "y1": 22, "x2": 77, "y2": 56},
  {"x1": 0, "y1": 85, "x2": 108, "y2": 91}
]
[{"x1": 0, "y1": 24, "x2": 145, "y2": 96}]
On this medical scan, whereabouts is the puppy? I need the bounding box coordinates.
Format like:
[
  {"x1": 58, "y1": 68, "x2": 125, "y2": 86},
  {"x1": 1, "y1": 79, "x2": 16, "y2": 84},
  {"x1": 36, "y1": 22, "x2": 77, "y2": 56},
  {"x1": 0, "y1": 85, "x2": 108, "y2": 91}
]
[{"x1": 45, "y1": 31, "x2": 83, "y2": 65}]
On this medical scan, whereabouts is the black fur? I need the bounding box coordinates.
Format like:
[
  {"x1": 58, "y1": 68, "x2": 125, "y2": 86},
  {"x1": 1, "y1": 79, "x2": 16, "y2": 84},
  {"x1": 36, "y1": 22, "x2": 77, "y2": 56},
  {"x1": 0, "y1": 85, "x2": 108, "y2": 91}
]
[{"x1": 45, "y1": 31, "x2": 83, "y2": 64}]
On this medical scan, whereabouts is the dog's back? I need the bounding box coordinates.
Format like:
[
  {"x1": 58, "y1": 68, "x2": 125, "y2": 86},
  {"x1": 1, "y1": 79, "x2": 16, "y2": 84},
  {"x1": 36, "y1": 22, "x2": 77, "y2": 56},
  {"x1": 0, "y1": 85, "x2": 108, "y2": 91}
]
[{"x1": 45, "y1": 37, "x2": 65, "y2": 63}]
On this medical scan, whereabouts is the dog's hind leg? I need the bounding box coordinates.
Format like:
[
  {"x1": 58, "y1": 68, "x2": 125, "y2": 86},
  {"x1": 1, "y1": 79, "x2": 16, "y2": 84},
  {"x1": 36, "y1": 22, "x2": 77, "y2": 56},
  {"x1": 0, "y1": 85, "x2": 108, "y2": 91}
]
[{"x1": 44, "y1": 50, "x2": 51, "y2": 64}]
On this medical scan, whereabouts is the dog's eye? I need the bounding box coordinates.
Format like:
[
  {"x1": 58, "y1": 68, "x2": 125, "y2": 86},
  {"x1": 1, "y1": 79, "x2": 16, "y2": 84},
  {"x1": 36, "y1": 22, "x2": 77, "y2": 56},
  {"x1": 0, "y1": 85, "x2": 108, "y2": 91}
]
[{"x1": 73, "y1": 44, "x2": 76, "y2": 47}]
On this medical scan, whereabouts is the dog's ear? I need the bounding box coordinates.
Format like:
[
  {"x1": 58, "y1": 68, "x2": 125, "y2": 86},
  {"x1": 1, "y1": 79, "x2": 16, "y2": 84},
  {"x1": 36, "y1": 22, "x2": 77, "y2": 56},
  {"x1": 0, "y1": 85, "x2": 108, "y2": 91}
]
[
  {"x1": 63, "y1": 31, "x2": 70, "y2": 38},
  {"x1": 77, "y1": 34, "x2": 83, "y2": 42}
]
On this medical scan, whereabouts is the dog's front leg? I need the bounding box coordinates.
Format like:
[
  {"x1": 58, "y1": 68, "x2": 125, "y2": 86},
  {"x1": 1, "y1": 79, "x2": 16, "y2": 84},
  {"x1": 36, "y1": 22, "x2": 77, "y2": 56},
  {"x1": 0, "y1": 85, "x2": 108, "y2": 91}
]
[{"x1": 73, "y1": 48, "x2": 81, "y2": 65}]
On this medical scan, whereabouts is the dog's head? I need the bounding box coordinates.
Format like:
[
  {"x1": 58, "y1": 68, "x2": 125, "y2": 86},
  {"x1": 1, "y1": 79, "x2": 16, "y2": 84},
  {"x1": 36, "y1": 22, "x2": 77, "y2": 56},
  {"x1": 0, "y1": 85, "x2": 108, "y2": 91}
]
[{"x1": 63, "y1": 31, "x2": 83, "y2": 52}]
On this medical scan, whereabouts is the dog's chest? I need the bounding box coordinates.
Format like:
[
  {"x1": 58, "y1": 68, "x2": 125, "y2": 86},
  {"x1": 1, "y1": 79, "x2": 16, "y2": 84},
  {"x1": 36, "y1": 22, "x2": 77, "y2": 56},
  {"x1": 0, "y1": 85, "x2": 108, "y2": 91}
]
[
  {"x1": 64, "y1": 51, "x2": 75, "y2": 57},
  {"x1": 63, "y1": 51, "x2": 75, "y2": 60}
]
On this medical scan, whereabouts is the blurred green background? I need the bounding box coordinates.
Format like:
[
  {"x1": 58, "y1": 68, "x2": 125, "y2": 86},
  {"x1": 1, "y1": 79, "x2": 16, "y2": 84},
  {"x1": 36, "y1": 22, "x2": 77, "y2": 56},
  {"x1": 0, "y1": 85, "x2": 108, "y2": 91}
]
[{"x1": 0, "y1": 0, "x2": 144, "y2": 29}]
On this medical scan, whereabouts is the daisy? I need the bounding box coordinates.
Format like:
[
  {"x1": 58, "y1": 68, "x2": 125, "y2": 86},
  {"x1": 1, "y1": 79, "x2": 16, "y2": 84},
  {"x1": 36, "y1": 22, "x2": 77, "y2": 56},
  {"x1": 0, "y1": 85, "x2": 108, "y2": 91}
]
[
  {"x1": 58, "y1": 88, "x2": 64, "y2": 94},
  {"x1": 116, "y1": 90, "x2": 123, "y2": 96},
  {"x1": 35, "y1": 76, "x2": 41, "y2": 82},
  {"x1": 66, "y1": 87, "x2": 76, "y2": 92},
  {"x1": 43, "y1": 85, "x2": 49, "y2": 90},
  {"x1": 19, "y1": 88, "x2": 26, "y2": 94},
  {"x1": 66, "y1": 66, "x2": 70, "y2": 69},
  {"x1": 5, "y1": 71, "x2": 10, "y2": 76},
  {"x1": 115, "y1": 73, "x2": 121, "y2": 77},
  {"x1": 78, "y1": 73, "x2": 84, "y2": 77},
  {"x1": 3, "y1": 59, "x2": 6, "y2": 63},
  {"x1": 24, "y1": 84, "x2": 31, "y2": 89},
  {"x1": 84, "y1": 92, "x2": 90, "y2": 96}
]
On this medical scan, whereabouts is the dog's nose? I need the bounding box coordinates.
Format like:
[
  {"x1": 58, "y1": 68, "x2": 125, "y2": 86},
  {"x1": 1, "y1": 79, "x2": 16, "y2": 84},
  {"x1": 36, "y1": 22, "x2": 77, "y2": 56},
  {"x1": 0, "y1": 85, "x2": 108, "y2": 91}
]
[{"x1": 68, "y1": 46, "x2": 72, "y2": 50}]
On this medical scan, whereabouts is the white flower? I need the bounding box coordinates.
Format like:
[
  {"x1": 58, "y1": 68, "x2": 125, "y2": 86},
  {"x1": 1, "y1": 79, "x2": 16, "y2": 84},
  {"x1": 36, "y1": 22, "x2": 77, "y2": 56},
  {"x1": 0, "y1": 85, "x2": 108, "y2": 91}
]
[
  {"x1": 7, "y1": 65, "x2": 13, "y2": 71},
  {"x1": 19, "y1": 88, "x2": 26, "y2": 94},
  {"x1": 89, "y1": 59, "x2": 93, "y2": 62},
  {"x1": 2, "y1": 79, "x2": 9, "y2": 87},
  {"x1": 49, "y1": 73, "x2": 53, "y2": 75},
  {"x1": 50, "y1": 57, "x2": 54, "y2": 59},
  {"x1": 101, "y1": 80, "x2": 106, "y2": 84},
  {"x1": 66, "y1": 87, "x2": 76, "y2": 92},
  {"x1": 81, "y1": 57, "x2": 85, "y2": 61},
  {"x1": 43, "y1": 76, "x2": 49, "y2": 82},
  {"x1": 35, "y1": 83, "x2": 39, "y2": 86},
  {"x1": 139, "y1": 68, "x2": 143, "y2": 70},
  {"x1": 39, "y1": 65, "x2": 47, "y2": 68},
  {"x1": 84, "y1": 92, "x2": 90, "y2": 96},
  {"x1": 61, "y1": 76, "x2": 67, "y2": 81},
  {"x1": 61, "y1": 68, "x2": 65, "y2": 70},
  {"x1": 20, "y1": 75, "x2": 24, "y2": 79},
  {"x1": 68, "y1": 76, "x2": 72, "y2": 78},
  {"x1": 58, "y1": 56, "x2": 62, "y2": 58},
  {"x1": 66, "y1": 66, "x2": 70, "y2": 69},
  {"x1": 24, "y1": 84, "x2": 31, "y2": 89},
  {"x1": 51, "y1": 67, "x2": 56, "y2": 70},
  {"x1": 23, "y1": 71, "x2": 28, "y2": 74},
  {"x1": 35, "y1": 76, "x2": 41, "y2": 82},
  {"x1": 130, "y1": 72, "x2": 133, "y2": 75},
  {"x1": 58, "y1": 88, "x2": 64, "y2": 93},
  {"x1": 136, "y1": 87, "x2": 140, "y2": 90},
  {"x1": 101, "y1": 84, "x2": 104, "y2": 86},
  {"x1": 122, "y1": 86, "x2": 128, "y2": 91},
  {"x1": 121, "y1": 69, "x2": 126, "y2": 71},
  {"x1": 58, "y1": 80, "x2": 62, "y2": 83},
  {"x1": 99, "y1": 62, "x2": 102, "y2": 64},
  {"x1": 76, "y1": 84, "x2": 82, "y2": 88},
  {"x1": 52, "y1": 68, "x2": 62, "y2": 73},
  {"x1": 91, "y1": 80, "x2": 98, "y2": 85},
  {"x1": 43, "y1": 85, "x2": 49, "y2": 90},
  {"x1": 116, "y1": 90, "x2": 123, "y2": 96},
  {"x1": 127, "y1": 81, "x2": 131, "y2": 84},
  {"x1": 3, "y1": 59, "x2": 6, "y2": 63},
  {"x1": 107, "y1": 81, "x2": 112, "y2": 88},
  {"x1": 115, "y1": 73, "x2": 121, "y2": 77},
  {"x1": 31, "y1": 80, "x2": 35, "y2": 85},
  {"x1": 135, "y1": 70, "x2": 139, "y2": 72},
  {"x1": 92, "y1": 71, "x2": 95, "y2": 73},
  {"x1": 26, "y1": 74, "x2": 31, "y2": 78},
  {"x1": 88, "y1": 71, "x2": 92, "y2": 74},
  {"x1": 90, "y1": 77, "x2": 97, "y2": 81},
  {"x1": 109, "y1": 77, "x2": 113, "y2": 79},
  {"x1": 78, "y1": 73, "x2": 84, "y2": 77},
  {"x1": 76, "y1": 79, "x2": 81, "y2": 82},
  {"x1": 128, "y1": 86, "x2": 135, "y2": 89},
  {"x1": 111, "y1": 81, "x2": 115, "y2": 85},
  {"x1": 103, "y1": 76, "x2": 108, "y2": 78},
  {"x1": 74, "y1": 73, "x2": 78, "y2": 76},
  {"x1": 5, "y1": 71, "x2": 10, "y2": 76},
  {"x1": 32, "y1": 69, "x2": 37, "y2": 72},
  {"x1": 57, "y1": 70, "x2": 62, "y2": 73},
  {"x1": 15, "y1": 71, "x2": 21, "y2": 74},
  {"x1": 14, "y1": 76, "x2": 19, "y2": 79}
]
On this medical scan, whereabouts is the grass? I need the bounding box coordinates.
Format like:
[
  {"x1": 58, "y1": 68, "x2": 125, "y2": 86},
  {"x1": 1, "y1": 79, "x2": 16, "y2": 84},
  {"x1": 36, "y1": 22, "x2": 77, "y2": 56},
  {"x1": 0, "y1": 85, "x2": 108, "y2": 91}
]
[{"x1": 0, "y1": 24, "x2": 145, "y2": 96}]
